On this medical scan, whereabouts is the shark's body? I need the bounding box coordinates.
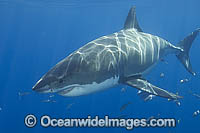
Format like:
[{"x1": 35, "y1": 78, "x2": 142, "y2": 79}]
[{"x1": 33, "y1": 7, "x2": 199, "y2": 101}]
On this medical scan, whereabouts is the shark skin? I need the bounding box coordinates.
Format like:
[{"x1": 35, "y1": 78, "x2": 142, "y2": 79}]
[{"x1": 32, "y1": 6, "x2": 200, "y2": 101}]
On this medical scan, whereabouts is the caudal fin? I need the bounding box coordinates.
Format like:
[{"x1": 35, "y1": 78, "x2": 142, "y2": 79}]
[{"x1": 176, "y1": 28, "x2": 200, "y2": 76}]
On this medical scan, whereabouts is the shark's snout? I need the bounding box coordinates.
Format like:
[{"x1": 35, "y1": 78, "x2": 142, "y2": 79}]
[
  {"x1": 32, "y1": 79, "x2": 50, "y2": 93},
  {"x1": 32, "y1": 76, "x2": 57, "y2": 93},
  {"x1": 32, "y1": 84, "x2": 50, "y2": 93}
]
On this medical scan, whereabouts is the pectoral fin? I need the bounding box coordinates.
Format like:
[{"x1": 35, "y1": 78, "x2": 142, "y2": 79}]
[{"x1": 124, "y1": 78, "x2": 182, "y2": 100}]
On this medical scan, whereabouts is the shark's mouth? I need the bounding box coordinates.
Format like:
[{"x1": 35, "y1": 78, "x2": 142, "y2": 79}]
[
  {"x1": 56, "y1": 85, "x2": 81, "y2": 96},
  {"x1": 55, "y1": 76, "x2": 120, "y2": 97},
  {"x1": 58, "y1": 87, "x2": 74, "y2": 95}
]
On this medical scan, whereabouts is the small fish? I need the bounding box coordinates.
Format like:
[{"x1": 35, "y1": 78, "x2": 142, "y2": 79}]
[
  {"x1": 188, "y1": 91, "x2": 200, "y2": 99},
  {"x1": 66, "y1": 103, "x2": 75, "y2": 111},
  {"x1": 180, "y1": 78, "x2": 189, "y2": 83},
  {"x1": 177, "y1": 119, "x2": 181, "y2": 124},
  {"x1": 193, "y1": 110, "x2": 200, "y2": 117},
  {"x1": 50, "y1": 100, "x2": 56, "y2": 103},
  {"x1": 41, "y1": 99, "x2": 56, "y2": 103},
  {"x1": 168, "y1": 99, "x2": 181, "y2": 106},
  {"x1": 192, "y1": 93, "x2": 200, "y2": 99},
  {"x1": 138, "y1": 91, "x2": 154, "y2": 101},
  {"x1": 174, "y1": 92, "x2": 181, "y2": 106},
  {"x1": 18, "y1": 91, "x2": 31, "y2": 100},
  {"x1": 120, "y1": 102, "x2": 132, "y2": 112},
  {"x1": 175, "y1": 101, "x2": 181, "y2": 106},
  {"x1": 121, "y1": 87, "x2": 126, "y2": 92},
  {"x1": 18, "y1": 92, "x2": 30, "y2": 96},
  {"x1": 168, "y1": 98, "x2": 172, "y2": 101},
  {"x1": 49, "y1": 95, "x2": 55, "y2": 98},
  {"x1": 160, "y1": 73, "x2": 165, "y2": 78}
]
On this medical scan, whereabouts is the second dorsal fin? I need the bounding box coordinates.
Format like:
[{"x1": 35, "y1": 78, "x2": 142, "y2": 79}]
[{"x1": 124, "y1": 6, "x2": 142, "y2": 32}]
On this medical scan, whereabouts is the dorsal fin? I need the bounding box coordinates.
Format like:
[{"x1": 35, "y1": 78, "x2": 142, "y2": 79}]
[{"x1": 124, "y1": 6, "x2": 142, "y2": 32}]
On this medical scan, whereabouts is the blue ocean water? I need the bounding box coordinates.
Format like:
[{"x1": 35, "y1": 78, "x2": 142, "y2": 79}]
[{"x1": 0, "y1": 0, "x2": 200, "y2": 132}]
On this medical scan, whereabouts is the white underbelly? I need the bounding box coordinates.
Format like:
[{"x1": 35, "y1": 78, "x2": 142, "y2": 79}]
[{"x1": 58, "y1": 76, "x2": 119, "y2": 97}]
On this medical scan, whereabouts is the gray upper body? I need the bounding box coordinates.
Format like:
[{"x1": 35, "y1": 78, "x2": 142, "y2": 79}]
[
  {"x1": 49, "y1": 28, "x2": 178, "y2": 84},
  {"x1": 32, "y1": 7, "x2": 199, "y2": 100}
]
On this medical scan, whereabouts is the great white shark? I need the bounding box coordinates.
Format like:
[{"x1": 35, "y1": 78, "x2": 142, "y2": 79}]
[{"x1": 32, "y1": 7, "x2": 199, "y2": 101}]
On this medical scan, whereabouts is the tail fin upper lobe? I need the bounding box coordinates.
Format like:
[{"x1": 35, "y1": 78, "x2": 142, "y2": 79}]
[{"x1": 176, "y1": 28, "x2": 200, "y2": 76}]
